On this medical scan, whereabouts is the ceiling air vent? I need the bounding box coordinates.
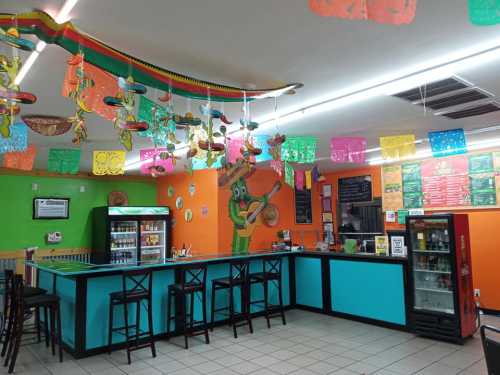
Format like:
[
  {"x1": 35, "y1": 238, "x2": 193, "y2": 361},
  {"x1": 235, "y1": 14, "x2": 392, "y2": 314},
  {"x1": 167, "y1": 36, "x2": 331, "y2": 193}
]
[
  {"x1": 439, "y1": 102, "x2": 500, "y2": 120},
  {"x1": 393, "y1": 77, "x2": 468, "y2": 102},
  {"x1": 392, "y1": 76, "x2": 499, "y2": 119}
]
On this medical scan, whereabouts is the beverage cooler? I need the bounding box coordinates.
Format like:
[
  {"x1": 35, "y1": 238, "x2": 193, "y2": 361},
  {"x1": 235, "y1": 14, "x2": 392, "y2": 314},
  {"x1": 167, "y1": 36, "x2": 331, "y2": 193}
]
[
  {"x1": 407, "y1": 214, "x2": 476, "y2": 343},
  {"x1": 92, "y1": 206, "x2": 171, "y2": 264}
]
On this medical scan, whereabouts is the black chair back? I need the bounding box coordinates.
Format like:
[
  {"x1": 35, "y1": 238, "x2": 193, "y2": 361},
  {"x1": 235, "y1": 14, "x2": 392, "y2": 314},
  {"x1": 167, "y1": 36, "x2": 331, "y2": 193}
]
[
  {"x1": 180, "y1": 264, "x2": 207, "y2": 289},
  {"x1": 121, "y1": 269, "x2": 153, "y2": 298},
  {"x1": 262, "y1": 256, "x2": 282, "y2": 276},
  {"x1": 481, "y1": 325, "x2": 500, "y2": 375},
  {"x1": 230, "y1": 260, "x2": 249, "y2": 283}
]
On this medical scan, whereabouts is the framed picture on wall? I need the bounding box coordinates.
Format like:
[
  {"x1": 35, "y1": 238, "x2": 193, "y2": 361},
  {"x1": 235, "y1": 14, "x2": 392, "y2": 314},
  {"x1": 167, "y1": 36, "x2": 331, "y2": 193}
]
[
  {"x1": 322, "y1": 184, "x2": 332, "y2": 198},
  {"x1": 322, "y1": 197, "x2": 332, "y2": 212},
  {"x1": 33, "y1": 198, "x2": 70, "y2": 219}
]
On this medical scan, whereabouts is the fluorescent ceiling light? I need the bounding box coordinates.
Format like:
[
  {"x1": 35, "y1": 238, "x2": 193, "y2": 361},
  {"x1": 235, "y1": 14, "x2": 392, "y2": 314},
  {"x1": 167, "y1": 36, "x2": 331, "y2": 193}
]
[
  {"x1": 13, "y1": 0, "x2": 78, "y2": 85},
  {"x1": 255, "y1": 37, "x2": 500, "y2": 130}
]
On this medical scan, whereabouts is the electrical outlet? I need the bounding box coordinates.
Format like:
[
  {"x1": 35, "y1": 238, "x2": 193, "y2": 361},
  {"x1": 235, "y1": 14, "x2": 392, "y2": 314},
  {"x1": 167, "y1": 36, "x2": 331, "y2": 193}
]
[
  {"x1": 80, "y1": 185, "x2": 86, "y2": 193},
  {"x1": 474, "y1": 289, "x2": 480, "y2": 297}
]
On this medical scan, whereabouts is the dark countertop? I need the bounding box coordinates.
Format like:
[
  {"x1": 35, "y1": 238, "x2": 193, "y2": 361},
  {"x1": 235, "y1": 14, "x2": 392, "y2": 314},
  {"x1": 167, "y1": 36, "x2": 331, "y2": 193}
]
[{"x1": 29, "y1": 249, "x2": 407, "y2": 277}]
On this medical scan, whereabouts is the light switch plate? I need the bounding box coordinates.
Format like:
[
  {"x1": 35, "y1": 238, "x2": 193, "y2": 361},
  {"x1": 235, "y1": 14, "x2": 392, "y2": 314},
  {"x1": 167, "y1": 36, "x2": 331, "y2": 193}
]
[{"x1": 80, "y1": 185, "x2": 85, "y2": 193}]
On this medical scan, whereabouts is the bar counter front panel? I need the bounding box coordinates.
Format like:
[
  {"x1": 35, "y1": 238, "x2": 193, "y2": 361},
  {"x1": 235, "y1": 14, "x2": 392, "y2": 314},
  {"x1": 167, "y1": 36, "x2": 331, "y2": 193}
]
[{"x1": 35, "y1": 251, "x2": 407, "y2": 358}]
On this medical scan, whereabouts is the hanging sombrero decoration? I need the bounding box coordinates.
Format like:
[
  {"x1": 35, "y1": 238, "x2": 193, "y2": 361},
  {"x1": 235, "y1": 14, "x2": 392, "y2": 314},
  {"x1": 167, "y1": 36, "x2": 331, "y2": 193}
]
[
  {"x1": 0, "y1": 27, "x2": 35, "y2": 51},
  {"x1": 21, "y1": 115, "x2": 72, "y2": 136},
  {"x1": 0, "y1": 54, "x2": 37, "y2": 138},
  {"x1": 104, "y1": 76, "x2": 148, "y2": 150},
  {"x1": 64, "y1": 54, "x2": 94, "y2": 145}
]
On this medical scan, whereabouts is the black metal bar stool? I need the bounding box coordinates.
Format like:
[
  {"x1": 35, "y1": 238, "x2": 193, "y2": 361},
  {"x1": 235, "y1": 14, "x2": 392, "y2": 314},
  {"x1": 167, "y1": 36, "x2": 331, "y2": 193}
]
[
  {"x1": 4, "y1": 275, "x2": 62, "y2": 374},
  {"x1": 210, "y1": 260, "x2": 253, "y2": 338},
  {"x1": 250, "y1": 256, "x2": 286, "y2": 328},
  {"x1": 166, "y1": 264, "x2": 209, "y2": 349},
  {"x1": 1, "y1": 270, "x2": 49, "y2": 357},
  {"x1": 107, "y1": 269, "x2": 156, "y2": 365}
]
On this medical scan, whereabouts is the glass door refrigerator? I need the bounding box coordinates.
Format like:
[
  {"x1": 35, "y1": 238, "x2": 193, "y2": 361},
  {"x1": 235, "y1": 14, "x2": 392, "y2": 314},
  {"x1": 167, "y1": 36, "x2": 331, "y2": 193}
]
[
  {"x1": 92, "y1": 206, "x2": 171, "y2": 264},
  {"x1": 407, "y1": 214, "x2": 476, "y2": 343}
]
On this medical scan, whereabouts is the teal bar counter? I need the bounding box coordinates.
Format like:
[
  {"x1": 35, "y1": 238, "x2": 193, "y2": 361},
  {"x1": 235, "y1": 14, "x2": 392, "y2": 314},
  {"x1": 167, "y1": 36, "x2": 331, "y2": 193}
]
[{"x1": 30, "y1": 250, "x2": 408, "y2": 358}]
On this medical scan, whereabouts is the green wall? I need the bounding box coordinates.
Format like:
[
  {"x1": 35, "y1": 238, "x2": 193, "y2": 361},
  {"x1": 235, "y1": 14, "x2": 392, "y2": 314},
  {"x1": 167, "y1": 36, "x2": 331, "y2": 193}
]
[{"x1": 0, "y1": 174, "x2": 157, "y2": 251}]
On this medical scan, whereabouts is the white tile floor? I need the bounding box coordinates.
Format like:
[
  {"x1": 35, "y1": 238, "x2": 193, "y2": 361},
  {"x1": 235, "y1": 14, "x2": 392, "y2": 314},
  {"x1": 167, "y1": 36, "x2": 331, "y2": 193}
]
[{"x1": 2, "y1": 310, "x2": 499, "y2": 375}]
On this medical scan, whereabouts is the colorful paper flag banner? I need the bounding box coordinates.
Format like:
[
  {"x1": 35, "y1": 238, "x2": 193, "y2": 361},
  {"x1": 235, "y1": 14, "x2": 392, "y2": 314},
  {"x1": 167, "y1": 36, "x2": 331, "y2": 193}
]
[
  {"x1": 227, "y1": 136, "x2": 245, "y2": 164},
  {"x1": 469, "y1": 0, "x2": 500, "y2": 25},
  {"x1": 47, "y1": 149, "x2": 81, "y2": 174},
  {"x1": 92, "y1": 151, "x2": 126, "y2": 175},
  {"x1": 62, "y1": 57, "x2": 118, "y2": 121},
  {"x1": 137, "y1": 96, "x2": 171, "y2": 144},
  {"x1": 252, "y1": 135, "x2": 272, "y2": 163},
  {"x1": 295, "y1": 170, "x2": 305, "y2": 190},
  {"x1": 139, "y1": 148, "x2": 174, "y2": 175},
  {"x1": 3, "y1": 144, "x2": 36, "y2": 171},
  {"x1": 380, "y1": 134, "x2": 416, "y2": 160},
  {"x1": 428, "y1": 128, "x2": 467, "y2": 158},
  {"x1": 309, "y1": 0, "x2": 417, "y2": 25},
  {"x1": 281, "y1": 136, "x2": 317, "y2": 164},
  {"x1": 330, "y1": 137, "x2": 367, "y2": 163},
  {"x1": 305, "y1": 170, "x2": 312, "y2": 189},
  {"x1": 284, "y1": 161, "x2": 294, "y2": 187},
  {"x1": 0, "y1": 123, "x2": 27, "y2": 154}
]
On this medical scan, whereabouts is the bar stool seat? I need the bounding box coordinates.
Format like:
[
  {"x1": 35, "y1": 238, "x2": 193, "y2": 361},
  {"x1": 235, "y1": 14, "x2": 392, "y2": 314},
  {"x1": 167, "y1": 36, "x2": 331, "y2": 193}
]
[
  {"x1": 24, "y1": 294, "x2": 59, "y2": 307},
  {"x1": 22, "y1": 286, "x2": 46, "y2": 298},
  {"x1": 249, "y1": 256, "x2": 286, "y2": 329},
  {"x1": 213, "y1": 277, "x2": 246, "y2": 286},
  {"x1": 107, "y1": 269, "x2": 156, "y2": 365},
  {"x1": 211, "y1": 260, "x2": 253, "y2": 339},
  {"x1": 250, "y1": 272, "x2": 280, "y2": 282},
  {"x1": 169, "y1": 282, "x2": 205, "y2": 293},
  {"x1": 166, "y1": 265, "x2": 209, "y2": 349},
  {"x1": 3, "y1": 275, "x2": 63, "y2": 374},
  {"x1": 109, "y1": 290, "x2": 149, "y2": 302}
]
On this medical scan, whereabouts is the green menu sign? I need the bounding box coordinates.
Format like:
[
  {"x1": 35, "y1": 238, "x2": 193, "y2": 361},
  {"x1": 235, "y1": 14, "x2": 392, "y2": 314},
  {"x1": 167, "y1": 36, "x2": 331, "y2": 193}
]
[
  {"x1": 469, "y1": 153, "x2": 494, "y2": 174},
  {"x1": 402, "y1": 163, "x2": 423, "y2": 209}
]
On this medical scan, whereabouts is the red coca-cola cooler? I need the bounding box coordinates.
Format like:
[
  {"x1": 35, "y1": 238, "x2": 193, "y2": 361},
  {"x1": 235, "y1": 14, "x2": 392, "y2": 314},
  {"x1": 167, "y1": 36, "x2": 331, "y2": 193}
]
[{"x1": 406, "y1": 214, "x2": 476, "y2": 343}]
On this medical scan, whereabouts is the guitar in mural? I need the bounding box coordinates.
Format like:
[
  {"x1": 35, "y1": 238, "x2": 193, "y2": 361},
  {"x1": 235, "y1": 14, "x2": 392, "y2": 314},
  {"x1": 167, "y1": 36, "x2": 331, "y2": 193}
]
[{"x1": 229, "y1": 179, "x2": 281, "y2": 255}]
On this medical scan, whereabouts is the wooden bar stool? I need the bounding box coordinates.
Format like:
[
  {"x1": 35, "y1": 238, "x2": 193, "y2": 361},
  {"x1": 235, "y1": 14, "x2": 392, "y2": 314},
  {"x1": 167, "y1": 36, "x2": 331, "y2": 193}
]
[
  {"x1": 4, "y1": 275, "x2": 62, "y2": 374},
  {"x1": 166, "y1": 264, "x2": 209, "y2": 349},
  {"x1": 250, "y1": 256, "x2": 286, "y2": 328},
  {"x1": 1, "y1": 270, "x2": 48, "y2": 355},
  {"x1": 210, "y1": 260, "x2": 253, "y2": 338},
  {"x1": 107, "y1": 269, "x2": 156, "y2": 365}
]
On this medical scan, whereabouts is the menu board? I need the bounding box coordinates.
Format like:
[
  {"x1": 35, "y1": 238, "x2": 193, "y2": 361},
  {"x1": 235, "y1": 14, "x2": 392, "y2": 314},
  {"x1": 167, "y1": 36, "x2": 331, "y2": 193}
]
[
  {"x1": 295, "y1": 188, "x2": 313, "y2": 224},
  {"x1": 382, "y1": 165, "x2": 403, "y2": 211},
  {"x1": 382, "y1": 149, "x2": 500, "y2": 211},
  {"x1": 339, "y1": 176, "x2": 372, "y2": 203}
]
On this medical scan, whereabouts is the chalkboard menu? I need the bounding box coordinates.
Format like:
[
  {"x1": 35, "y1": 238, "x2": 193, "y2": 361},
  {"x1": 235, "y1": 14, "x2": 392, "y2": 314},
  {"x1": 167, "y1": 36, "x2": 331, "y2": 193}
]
[
  {"x1": 339, "y1": 176, "x2": 372, "y2": 203},
  {"x1": 295, "y1": 188, "x2": 313, "y2": 224},
  {"x1": 382, "y1": 150, "x2": 500, "y2": 211}
]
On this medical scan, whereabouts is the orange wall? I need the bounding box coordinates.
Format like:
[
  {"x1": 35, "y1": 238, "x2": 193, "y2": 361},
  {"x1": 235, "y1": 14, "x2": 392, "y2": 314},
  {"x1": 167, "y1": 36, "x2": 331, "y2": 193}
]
[
  {"x1": 218, "y1": 169, "x2": 322, "y2": 252},
  {"x1": 157, "y1": 169, "x2": 220, "y2": 255},
  {"x1": 157, "y1": 165, "x2": 500, "y2": 310}
]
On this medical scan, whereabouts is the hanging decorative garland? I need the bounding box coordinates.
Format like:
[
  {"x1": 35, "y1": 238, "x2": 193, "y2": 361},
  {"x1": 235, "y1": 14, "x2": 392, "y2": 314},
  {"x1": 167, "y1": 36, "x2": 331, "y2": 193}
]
[
  {"x1": 0, "y1": 49, "x2": 37, "y2": 138},
  {"x1": 103, "y1": 76, "x2": 148, "y2": 151},
  {"x1": 0, "y1": 11, "x2": 302, "y2": 102}
]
